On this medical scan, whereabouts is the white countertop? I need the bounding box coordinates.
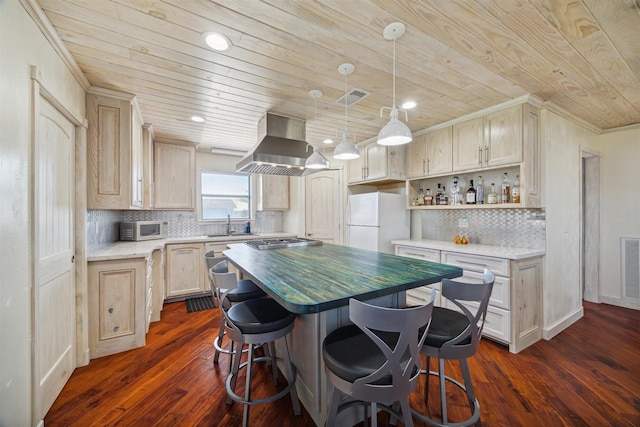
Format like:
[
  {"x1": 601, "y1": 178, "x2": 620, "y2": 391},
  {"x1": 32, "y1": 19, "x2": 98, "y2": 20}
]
[
  {"x1": 87, "y1": 233, "x2": 297, "y2": 261},
  {"x1": 391, "y1": 239, "x2": 545, "y2": 260}
]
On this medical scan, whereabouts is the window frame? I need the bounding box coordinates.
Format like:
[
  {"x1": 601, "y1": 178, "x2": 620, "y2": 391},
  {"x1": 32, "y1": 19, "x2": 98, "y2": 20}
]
[{"x1": 197, "y1": 170, "x2": 253, "y2": 223}]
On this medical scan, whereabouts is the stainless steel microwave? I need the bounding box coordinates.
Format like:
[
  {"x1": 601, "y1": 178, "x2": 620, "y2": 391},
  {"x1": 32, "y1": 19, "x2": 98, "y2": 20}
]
[{"x1": 120, "y1": 221, "x2": 168, "y2": 241}]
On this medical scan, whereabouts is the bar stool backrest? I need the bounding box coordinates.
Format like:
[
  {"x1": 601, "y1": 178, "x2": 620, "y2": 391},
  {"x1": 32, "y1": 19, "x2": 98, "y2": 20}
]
[
  {"x1": 348, "y1": 298, "x2": 433, "y2": 403},
  {"x1": 439, "y1": 268, "x2": 495, "y2": 358}
]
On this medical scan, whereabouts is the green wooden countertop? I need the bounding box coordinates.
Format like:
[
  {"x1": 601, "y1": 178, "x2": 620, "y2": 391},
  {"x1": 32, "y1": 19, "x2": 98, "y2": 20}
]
[{"x1": 223, "y1": 243, "x2": 463, "y2": 314}]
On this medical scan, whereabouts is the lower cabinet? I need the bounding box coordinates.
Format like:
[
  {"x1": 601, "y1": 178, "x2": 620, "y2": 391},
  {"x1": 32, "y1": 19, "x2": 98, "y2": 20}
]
[
  {"x1": 165, "y1": 243, "x2": 207, "y2": 299},
  {"x1": 395, "y1": 244, "x2": 543, "y2": 353},
  {"x1": 150, "y1": 248, "x2": 165, "y2": 323},
  {"x1": 396, "y1": 245, "x2": 442, "y2": 307},
  {"x1": 88, "y1": 258, "x2": 146, "y2": 359}
]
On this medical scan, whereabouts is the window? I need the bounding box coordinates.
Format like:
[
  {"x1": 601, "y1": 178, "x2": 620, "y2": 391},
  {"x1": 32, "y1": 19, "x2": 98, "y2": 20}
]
[{"x1": 200, "y1": 172, "x2": 251, "y2": 220}]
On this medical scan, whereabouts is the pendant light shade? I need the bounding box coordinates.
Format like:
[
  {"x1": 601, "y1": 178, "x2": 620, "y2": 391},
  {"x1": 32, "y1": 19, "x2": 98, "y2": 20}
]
[
  {"x1": 305, "y1": 90, "x2": 330, "y2": 169},
  {"x1": 378, "y1": 22, "x2": 412, "y2": 146},
  {"x1": 333, "y1": 131, "x2": 360, "y2": 159},
  {"x1": 305, "y1": 145, "x2": 330, "y2": 169},
  {"x1": 378, "y1": 107, "x2": 412, "y2": 146},
  {"x1": 333, "y1": 63, "x2": 360, "y2": 160}
]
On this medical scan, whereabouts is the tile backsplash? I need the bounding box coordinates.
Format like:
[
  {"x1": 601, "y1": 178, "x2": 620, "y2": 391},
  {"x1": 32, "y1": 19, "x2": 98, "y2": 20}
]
[
  {"x1": 87, "y1": 209, "x2": 283, "y2": 253},
  {"x1": 420, "y1": 208, "x2": 546, "y2": 249}
]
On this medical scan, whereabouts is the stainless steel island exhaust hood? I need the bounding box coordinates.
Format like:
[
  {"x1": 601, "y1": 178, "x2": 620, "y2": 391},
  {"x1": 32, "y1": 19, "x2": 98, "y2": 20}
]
[{"x1": 236, "y1": 113, "x2": 314, "y2": 176}]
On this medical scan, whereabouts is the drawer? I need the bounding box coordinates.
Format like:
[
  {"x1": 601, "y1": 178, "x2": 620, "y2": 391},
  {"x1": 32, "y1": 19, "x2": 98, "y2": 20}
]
[
  {"x1": 444, "y1": 299, "x2": 511, "y2": 344},
  {"x1": 407, "y1": 284, "x2": 441, "y2": 307},
  {"x1": 457, "y1": 270, "x2": 510, "y2": 310},
  {"x1": 442, "y1": 251, "x2": 510, "y2": 277},
  {"x1": 396, "y1": 246, "x2": 440, "y2": 263}
]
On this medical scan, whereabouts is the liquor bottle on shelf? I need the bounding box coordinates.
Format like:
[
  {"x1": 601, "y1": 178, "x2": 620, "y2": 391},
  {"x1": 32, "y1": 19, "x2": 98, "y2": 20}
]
[
  {"x1": 476, "y1": 175, "x2": 484, "y2": 204},
  {"x1": 466, "y1": 179, "x2": 477, "y2": 204},
  {"x1": 417, "y1": 188, "x2": 425, "y2": 205},
  {"x1": 435, "y1": 183, "x2": 443, "y2": 205},
  {"x1": 441, "y1": 186, "x2": 449, "y2": 205},
  {"x1": 501, "y1": 173, "x2": 510, "y2": 203},
  {"x1": 425, "y1": 188, "x2": 433, "y2": 206},
  {"x1": 511, "y1": 174, "x2": 520, "y2": 203},
  {"x1": 488, "y1": 183, "x2": 498, "y2": 204}
]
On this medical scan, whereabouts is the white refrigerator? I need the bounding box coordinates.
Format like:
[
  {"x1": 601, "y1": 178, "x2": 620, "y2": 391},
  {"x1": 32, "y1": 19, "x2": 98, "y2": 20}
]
[{"x1": 346, "y1": 192, "x2": 410, "y2": 254}]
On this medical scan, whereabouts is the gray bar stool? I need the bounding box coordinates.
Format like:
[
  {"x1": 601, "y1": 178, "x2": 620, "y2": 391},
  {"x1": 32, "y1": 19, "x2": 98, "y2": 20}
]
[
  {"x1": 204, "y1": 253, "x2": 265, "y2": 367},
  {"x1": 412, "y1": 269, "x2": 495, "y2": 427},
  {"x1": 322, "y1": 298, "x2": 434, "y2": 427},
  {"x1": 213, "y1": 269, "x2": 300, "y2": 427}
]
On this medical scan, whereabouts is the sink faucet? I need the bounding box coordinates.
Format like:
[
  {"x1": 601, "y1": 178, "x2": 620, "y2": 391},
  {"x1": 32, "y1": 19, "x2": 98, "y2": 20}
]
[{"x1": 226, "y1": 214, "x2": 232, "y2": 235}]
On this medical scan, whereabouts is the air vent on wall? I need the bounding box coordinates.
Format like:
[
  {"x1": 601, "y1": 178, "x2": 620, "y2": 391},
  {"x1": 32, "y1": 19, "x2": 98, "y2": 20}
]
[
  {"x1": 621, "y1": 237, "x2": 640, "y2": 300},
  {"x1": 335, "y1": 88, "x2": 371, "y2": 107}
]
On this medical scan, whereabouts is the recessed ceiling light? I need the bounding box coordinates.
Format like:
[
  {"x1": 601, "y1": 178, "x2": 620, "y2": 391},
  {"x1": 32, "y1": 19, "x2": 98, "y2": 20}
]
[
  {"x1": 201, "y1": 32, "x2": 231, "y2": 51},
  {"x1": 190, "y1": 115, "x2": 205, "y2": 123},
  {"x1": 323, "y1": 138, "x2": 334, "y2": 144},
  {"x1": 401, "y1": 101, "x2": 417, "y2": 109}
]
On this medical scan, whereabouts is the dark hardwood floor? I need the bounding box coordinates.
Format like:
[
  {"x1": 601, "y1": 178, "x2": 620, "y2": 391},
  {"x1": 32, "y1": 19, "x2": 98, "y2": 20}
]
[{"x1": 45, "y1": 301, "x2": 640, "y2": 426}]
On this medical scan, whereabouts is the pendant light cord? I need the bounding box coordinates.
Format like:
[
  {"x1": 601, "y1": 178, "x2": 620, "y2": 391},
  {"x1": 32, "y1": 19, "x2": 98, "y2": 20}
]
[
  {"x1": 344, "y1": 70, "x2": 348, "y2": 134},
  {"x1": 392, "y1": 35, "x2": 397, "y2": 109}
]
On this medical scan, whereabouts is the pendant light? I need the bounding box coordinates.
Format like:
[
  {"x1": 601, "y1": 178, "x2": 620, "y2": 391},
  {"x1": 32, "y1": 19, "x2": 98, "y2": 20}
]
[
  {"x1": 304, "y1": 90, "x2": 330, "y2": 170},
  {"x1": 333, "y1": 63, "x2": 360, "y2": 160},
  {"x1": 377, "y1": 22, "x2": 412, "y2": 146}
]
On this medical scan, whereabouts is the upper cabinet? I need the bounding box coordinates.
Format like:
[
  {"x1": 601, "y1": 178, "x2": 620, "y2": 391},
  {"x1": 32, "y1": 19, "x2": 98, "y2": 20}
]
[
  {"x1": 257, "y1": 174, "x2": 289, "y2": 210},
  {"x1": 347, "y1": 141, "x2": 406, "y2": 185},
  {"x1": 407, "y1": 100, "x2": 541, "y2": 209},
  {"x1": 87, "y1": 88, "x2": 145, "y2": 209},
  {"x1": 406, "y1": 127, "x2": 453, "y2": 178},
  {"x1": 452, "y1": 104, "x2": 523, "y2": 172},
  {"x1": 153, "y1": 142, "x2": 195, "y2": 210}
]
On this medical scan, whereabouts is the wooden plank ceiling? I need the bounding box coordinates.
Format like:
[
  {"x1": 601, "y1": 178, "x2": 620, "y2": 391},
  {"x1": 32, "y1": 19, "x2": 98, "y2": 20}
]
[{"x1": 35, "y1": 0, "x2": 640, "y2": 153}]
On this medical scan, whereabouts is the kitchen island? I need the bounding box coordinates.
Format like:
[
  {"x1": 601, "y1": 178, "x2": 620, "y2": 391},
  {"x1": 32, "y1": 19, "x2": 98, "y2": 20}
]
[{"x1": 223, "y1": 242, "x2": 462, "y2": 426}]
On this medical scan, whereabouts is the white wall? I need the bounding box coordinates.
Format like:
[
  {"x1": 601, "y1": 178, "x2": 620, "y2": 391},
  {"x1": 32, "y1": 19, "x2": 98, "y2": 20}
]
[
  {"x1": 597, "y1": 126, "x2": 640, "y2": 308},
  {"x1": 0, "y1": 2, "x2": 85, "y2": 425},
  {"x1": 541, "y1": 109, "x2": 598, "y2": 338}
]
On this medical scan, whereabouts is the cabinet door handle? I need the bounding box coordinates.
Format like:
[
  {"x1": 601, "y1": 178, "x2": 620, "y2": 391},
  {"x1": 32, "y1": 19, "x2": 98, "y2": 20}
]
[
  {"x1": 113, "y1": 326, "x2": 119, "y2": 332},
  {"x1": 425, "y1": 159, "x2": 428, "y2": 174},
  {"x1": 485, "y1": 145, "x2": 489, "y2": 164},
  {"x1": 478, "y1": 146, "x2": 482, "y2": 166}
]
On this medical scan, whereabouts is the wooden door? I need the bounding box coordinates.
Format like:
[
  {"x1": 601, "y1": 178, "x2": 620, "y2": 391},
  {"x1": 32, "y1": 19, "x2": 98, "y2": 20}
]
[
  {"x1": 405, "y1": 136, "x2": 426, "y2": 178},
  {"x1": 165, "y1": 243, "x2": 205, "y2": 298},
  {"x1": 34, "y1": 96, "x2": 76, "y2": 419},
  {"x1": 305, "y1": 170, "x2": 342, "y2": 243},
  {"x1": 485, "y1": 105, "x2": 523, "y2": 167},
  {"x1": 364, "y1": 143, "x2": 388, "y2": 181},
  {"x1": 425, "y1": 127, "x2": 453, "y2": 175},
  {"x1": 347, "y1": 145, "x2": 365, "y2": 183},
  {"x1": 153, "y1": 142, "x2": 195, "y2": 209},
  {"x1": 452, "y1": 117, "x2": 484, "y2": 171}
]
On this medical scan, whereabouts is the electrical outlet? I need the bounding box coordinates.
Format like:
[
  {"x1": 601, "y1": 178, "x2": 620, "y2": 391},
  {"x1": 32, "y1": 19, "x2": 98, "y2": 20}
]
[{"x1": 458, "y1": 218, "x2": 468, "y2": 228}]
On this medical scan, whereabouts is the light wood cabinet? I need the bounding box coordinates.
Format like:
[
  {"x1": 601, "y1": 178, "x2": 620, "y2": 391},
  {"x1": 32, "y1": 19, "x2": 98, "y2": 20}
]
[
  {"x1": 88, "y1": 258, "x2": 146, "y2": 359},
  {"x1": 165, "y1": 243, "x2": 206, "y2": 299},
  {"x1": 150, "y1": 248, "x2": 164, "y2": 323},
  {"x1": 87, "y1": 88, "x2": 145, "y2": 209},
  {"x1": 452, "y1": 104, "x2": 523, "y2": 172},
  {"x1": 348, "y1": 141, "x2": 406, "y2": 184},
  {"x1": 395, "y1": 245, "x2": 442, "y2": 307},
  {"x1": 153, "y1": 142, "x2": 195, "y2": 209},
  {"x1": 406, "y1": 127, "x2": 453, "y2": 178},
  {"x1": 406, "y1": 101, "x2": 540, "y2": 209},
  {"x1": 142, "y1": 124, "x2": 155, "y2": 209},
  {"x1": 257, "y1": 174, "x2": 289, "y2": 210},
  {"x1": 395, "y1": 244, "x2": 543, "y2": 354},
  {"x1": 452, "y1": 116, "x2": 485, "y2": 172}
]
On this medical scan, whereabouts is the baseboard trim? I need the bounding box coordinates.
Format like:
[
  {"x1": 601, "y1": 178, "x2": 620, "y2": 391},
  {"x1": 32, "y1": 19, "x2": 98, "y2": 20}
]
[
  {"x1": 543, "y1": 306, "x2": 583, "y2": 341},
  {"x1": 600, "y1": 296, "x2": 640, "y2": 310}
]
